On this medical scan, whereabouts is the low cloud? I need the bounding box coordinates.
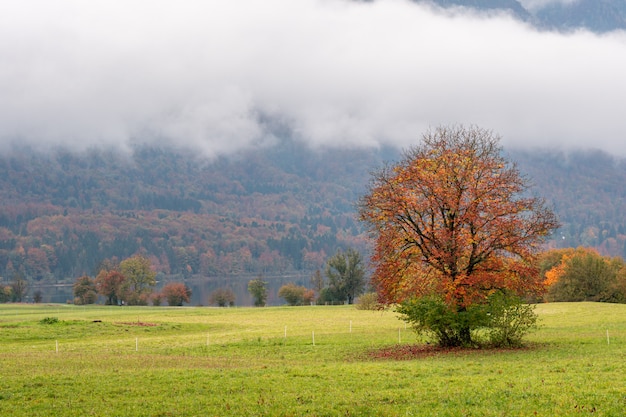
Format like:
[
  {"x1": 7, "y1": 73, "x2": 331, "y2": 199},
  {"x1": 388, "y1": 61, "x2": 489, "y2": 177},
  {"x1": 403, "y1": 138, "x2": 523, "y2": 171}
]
[
  {"x1": 2, "y1": 0, "x2": 626, "y2": 156},
  {"x1": 518, "y1": 0, "x2": 576, "y2": 11}
]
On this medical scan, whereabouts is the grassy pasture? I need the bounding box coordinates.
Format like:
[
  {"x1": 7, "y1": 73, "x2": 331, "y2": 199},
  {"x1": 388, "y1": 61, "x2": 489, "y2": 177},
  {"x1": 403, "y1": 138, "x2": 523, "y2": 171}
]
[{"x1": 0, "y1": 302, "x2": 624, "y2": 416}]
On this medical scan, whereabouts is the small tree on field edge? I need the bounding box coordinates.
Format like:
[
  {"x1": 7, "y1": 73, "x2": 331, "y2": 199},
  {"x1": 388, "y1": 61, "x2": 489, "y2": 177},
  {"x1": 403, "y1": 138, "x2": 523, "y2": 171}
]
[
  {"x1": 161, "y1": 282, "x2": 192, "y2": 306},
  {"x1": 95, "y1": 270, "x2": 125, "y2": 305},
  {"x1": 73, "y1": 275, "x2": 97, "y2": 305},
  {"x1": 120, "y1": 255, "x2": 156, "y2": 305},
  {"x1": 324, "y1": 248, "x2": 366, "y2": 305},
  {"x1": 542, "y1": 247, "x2": 626, "y2": 303},
  {"x1": 278, "y1": 283, "x2": 309, "y2": 306},
  {"x1": 10, "y1": 273, "x2": 29, "y2": 303},
  {"x1": 209, "y1": 288, "x2": 236, "y2": 307},
  {"x1": 248, "y1": 278, "x2": 268, "y2": 307}
]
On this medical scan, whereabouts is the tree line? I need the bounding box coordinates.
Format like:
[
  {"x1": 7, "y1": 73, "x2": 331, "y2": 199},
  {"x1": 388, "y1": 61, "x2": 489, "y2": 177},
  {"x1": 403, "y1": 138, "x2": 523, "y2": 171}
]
[
  {"x1": 247, "y1": 248, "x2": 367, "y2": 307},
  {"x1": 0, "y1": 247, "x2": 369, "y2": 307},
  {"x1": 4, "y1": 126, "x2": 626, "y2": 353},
  {"x1": 5, "y1": 136, "x2": 626, "y2": 290},
  {"x1": 71, "y1": 255, "x2": 191, "y2": 307}
]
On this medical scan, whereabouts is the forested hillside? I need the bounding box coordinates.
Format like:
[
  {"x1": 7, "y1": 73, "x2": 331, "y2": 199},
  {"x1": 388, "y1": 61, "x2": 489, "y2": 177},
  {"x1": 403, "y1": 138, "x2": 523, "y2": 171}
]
[
  {"x1": 420, "y1": 0, "x2": 626, "y2": 33},
  {"x1": 0, "y1": 141, "x2": 393, "y2": 288},
  {"x1": 2, "y1": 141, "x2": 626, "y2": 294},
  {"x1": 509, "y1": 148, "x2": 626, "y2": 256}
]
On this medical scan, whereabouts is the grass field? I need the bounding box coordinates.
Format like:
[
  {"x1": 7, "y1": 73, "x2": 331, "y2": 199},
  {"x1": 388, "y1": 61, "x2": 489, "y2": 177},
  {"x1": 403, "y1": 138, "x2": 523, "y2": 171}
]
[{"x1": 0, "y1": 302, "x2": 624, "y2": 416}]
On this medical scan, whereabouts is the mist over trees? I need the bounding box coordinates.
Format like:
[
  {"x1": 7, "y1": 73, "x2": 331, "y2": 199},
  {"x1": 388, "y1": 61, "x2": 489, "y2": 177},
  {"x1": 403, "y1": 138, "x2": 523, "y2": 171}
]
[
  {"x1": 0, "y1": 141, "x2": 377, "y2": 290},
  {"x1": 420, "y1": 0, "x2": 626, "y2": 33},
  {"x1": 2, "y1": 139, "x2": 626, "y2": 304}
]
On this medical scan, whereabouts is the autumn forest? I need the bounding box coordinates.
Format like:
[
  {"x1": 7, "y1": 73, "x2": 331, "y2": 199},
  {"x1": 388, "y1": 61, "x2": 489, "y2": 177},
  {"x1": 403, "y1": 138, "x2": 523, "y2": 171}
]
[{"x1": 2, "y1": 138, "x2": 626, "y2": 304}]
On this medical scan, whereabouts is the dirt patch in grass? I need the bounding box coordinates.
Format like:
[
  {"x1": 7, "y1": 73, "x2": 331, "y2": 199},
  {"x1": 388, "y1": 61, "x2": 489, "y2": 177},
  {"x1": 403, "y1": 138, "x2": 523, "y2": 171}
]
[
  {"x1": 115, "y1": 322, "x2": 159, "y2": 327},
  {"x1": 365, "y1": 344, "x2": 533, "y2": 360}
]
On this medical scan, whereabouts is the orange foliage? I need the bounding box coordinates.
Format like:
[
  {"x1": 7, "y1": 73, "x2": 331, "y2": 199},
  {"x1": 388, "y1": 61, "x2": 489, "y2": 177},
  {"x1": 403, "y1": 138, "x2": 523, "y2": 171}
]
[
  {"x1": 161, "y1": 282, "x2": 192, "y2": 306},
  {"x1": 359, "y1": 126, "x2": 559, "y2": 308},
  {"x1": 542, "y1": 247, "x2": 601, "y2": 288}
]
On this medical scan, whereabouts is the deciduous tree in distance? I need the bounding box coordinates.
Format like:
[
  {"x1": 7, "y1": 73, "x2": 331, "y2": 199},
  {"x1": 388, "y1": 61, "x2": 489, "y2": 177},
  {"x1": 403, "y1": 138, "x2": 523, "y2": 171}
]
[
  {"x1": 359, "y1": 125, "x2": 559, "y2": 346},
  {"x1": 73, "y1": 275, "x2": 97, "y2": 305},
  {"x1": 543, "y1": 247, "x2": 626, "y2": 303},
  {"x1": 95, "y1": 270, "x2": 125, "y2": 305},
  {"x1": 10, "y1": 272, "x2": 29, "y2": 302},
  {"x1": 248, "y1": 277, "x2": 268, "y2": 307},
  {"x1": 161, "y1": 282, "x2": 192, "y2": 306},
  {"x1": 120, "y1": 255, "x2": 156, "y2": 305},
  {"x1": 324, "y1": 248, "x2": 366, "y2": 305},
  {"x1": 209, "y1": 287, "x2": 236, "y2": 307},
  {"x1": 278, "y1": 282, "x2": 308, "y2": 306}
]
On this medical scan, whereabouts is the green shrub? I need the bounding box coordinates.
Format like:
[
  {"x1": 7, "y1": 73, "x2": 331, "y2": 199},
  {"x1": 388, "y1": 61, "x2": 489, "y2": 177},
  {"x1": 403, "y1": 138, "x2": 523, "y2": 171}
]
[
  {"x1": 278, "y1": 283, "x2": 307, "y2": 306},
  {"x1": 209, "y1": 288, "x2": 236, "y2": 307},
  {"x1": 248, "y1": 279, "x2": 268, "y2": 307},
  {"x1": 398, "y1": 292, "x2": 538, "y2": 348},
  {"x1": 397, "y1": 296, "x2": 489, "y2": 347},
  {"x1": 355, "y1": 292, "x2": 379, "y2": 310},
  {"x1": 484, "y1": 292, "x2": 538, "y2": 347},
  {"x1": 39, "y1": 317, "x2": 60, "y2": 325}
]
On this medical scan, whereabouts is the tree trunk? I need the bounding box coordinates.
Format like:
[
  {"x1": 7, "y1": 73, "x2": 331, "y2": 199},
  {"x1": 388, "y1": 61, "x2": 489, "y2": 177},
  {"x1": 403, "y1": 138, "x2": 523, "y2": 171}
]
[
  {"x1": 456, "y1": 305, "x2": 473, "y2": 347},
  {"x1": 458, "y1": 324, "x2": 472, "y2": 346}
]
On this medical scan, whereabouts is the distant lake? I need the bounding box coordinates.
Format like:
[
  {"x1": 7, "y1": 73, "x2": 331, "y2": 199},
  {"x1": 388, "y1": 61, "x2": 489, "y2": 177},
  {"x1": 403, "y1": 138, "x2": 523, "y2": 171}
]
[{"x1": 30, "y1": 273, "x2": 314, "y2": 307}]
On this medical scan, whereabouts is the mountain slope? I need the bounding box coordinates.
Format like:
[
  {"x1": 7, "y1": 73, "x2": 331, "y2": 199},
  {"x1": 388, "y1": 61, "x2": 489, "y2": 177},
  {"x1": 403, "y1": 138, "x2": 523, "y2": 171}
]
[
  {"x1": 420, "y1": 0, "x2": 626, "y2": 32},
  {"x1": 535, "y1": 0, "x2": 626, "y2": 32},
  {"x1": 0, "y1": 141, "x2": 385, "y2": 285},
  {"x1": 2, "y1": 142, "x2": 626, "y2": 291}
]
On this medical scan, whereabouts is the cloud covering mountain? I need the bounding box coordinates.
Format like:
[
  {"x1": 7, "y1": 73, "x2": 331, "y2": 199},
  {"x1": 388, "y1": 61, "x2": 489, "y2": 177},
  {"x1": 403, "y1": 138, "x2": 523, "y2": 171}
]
[{"x1": 2, "y1": 0, "x2": 626, "y2": 156}]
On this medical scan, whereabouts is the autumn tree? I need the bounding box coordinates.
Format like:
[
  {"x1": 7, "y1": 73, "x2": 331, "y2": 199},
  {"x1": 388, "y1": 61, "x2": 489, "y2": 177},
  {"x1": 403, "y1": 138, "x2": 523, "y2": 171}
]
[
  {"x1": 359, "y1": 125, "x2": 559, "y2": 347},
  {"x1": 151, "y1": 292, "x2": 164, "y2": 306},
  {"x1": 95, "y1": 270, "x2": 125, "y2": 305},
  {"x1": 324, "y1": 248, "x2": 366, "y2": 305},
  {"x1": 248, "y1": 277, "x2": 268, "y2": 307},
  {"x1": 278, "y1": 282, "x2": 309, "y2": 306},
  {"x1": 209, "y1": 287, "x2": 236, "y2": 307},
  {"x1": 10, "y1": 272, "x2": 29, "y2": 302},
  {"x1": 543, "y1": 247, "x2": 626, "y2": 303},
  {"x1": 73, "y1": 275, "x2": 97, "y2": 305},
  {"x1": 310, "y1": 269, "x2": 324, "y2": 299},
  {"x1": 120, "y1": 255, "x2": 156, "y2": 305},
  {"x1": 302, "y1": 288, "x2": 315, "y2": 305},
  {"x1": 161, "y1": 282, "x2": 192, "y2": 306},
  {"x1": 0, "y1": 285, "x2": 12, "y2": 303}
]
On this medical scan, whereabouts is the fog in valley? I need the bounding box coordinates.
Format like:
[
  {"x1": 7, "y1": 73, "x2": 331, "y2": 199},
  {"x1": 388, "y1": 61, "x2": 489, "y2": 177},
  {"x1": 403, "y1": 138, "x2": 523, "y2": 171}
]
[{"x1": 2, "y1": 0, "x2": 626, "y2": 156}]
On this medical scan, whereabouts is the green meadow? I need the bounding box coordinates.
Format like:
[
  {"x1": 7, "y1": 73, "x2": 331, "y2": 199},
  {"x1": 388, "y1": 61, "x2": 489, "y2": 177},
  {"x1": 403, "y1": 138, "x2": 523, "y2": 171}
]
[{"x1": 0, "y1": 302, "x2": 624, "y2": 416}]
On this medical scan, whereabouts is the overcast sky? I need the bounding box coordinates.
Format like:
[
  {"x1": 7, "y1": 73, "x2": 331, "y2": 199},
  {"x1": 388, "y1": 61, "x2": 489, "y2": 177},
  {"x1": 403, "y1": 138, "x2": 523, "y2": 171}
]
[
  {"x1": 2, "y1": 0, "x2": 626, "y2": 156},
  {"x1": 518, "y1": 0, "x2": 575, "y2": 11}
]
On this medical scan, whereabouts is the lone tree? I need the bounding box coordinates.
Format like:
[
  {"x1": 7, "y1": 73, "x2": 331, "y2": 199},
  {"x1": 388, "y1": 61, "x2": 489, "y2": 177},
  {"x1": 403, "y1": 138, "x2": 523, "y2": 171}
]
[
  {"x1": 209, "y1": 287, "x2": 236, "y2": 307},
  {"x1": 324, "y1": 248, "x2": 366, "y2": 304},
  {"x1": 10, "y1": 272, "x2": 29, "y2": 302},
  {"x1": 359, "y1": 125, "x2": 559, "y2": 347},
  {"x1": 278, "y1": 283, "x2": 313, "y2": 306},
  {"x1": 248, "y1": 278, "x2": 268, "y2": 307},
  {"x1": 120, "y1": 255, "x2": 156, "y2": 305},
  {"x1": 543, "y1": 247, "x2": 626, "y2": 303},
  {"x1": 95, "y1": 270, "x2": 125, "y2": 305},
  {"x1": 73, "y1": 275, "x2": 98, "y2": 305},
  {"x1": 161, "y1": 282, "x2": 192, "y2": 306}
]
